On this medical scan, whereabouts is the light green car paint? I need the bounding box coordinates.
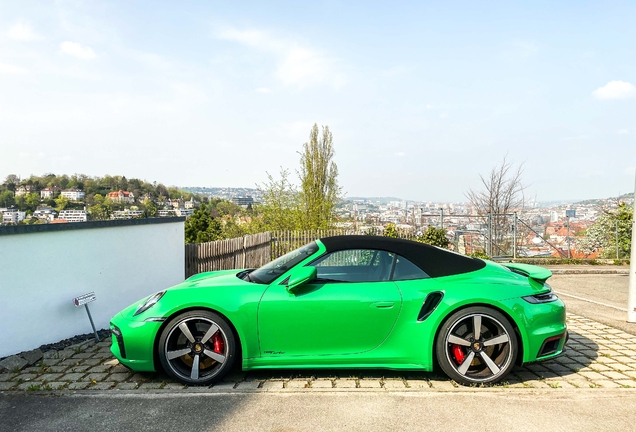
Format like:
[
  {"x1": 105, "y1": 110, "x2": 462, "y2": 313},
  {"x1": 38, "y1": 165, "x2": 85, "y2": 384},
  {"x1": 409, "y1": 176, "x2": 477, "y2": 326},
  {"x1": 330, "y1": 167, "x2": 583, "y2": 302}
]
[{"x1": 110, "y1": 239, "x2": 566, "y2": 376}]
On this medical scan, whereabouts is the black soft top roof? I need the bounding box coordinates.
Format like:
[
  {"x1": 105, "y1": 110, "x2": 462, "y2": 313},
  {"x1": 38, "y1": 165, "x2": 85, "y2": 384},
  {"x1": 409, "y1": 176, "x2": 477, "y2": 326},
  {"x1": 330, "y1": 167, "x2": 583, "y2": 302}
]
[{"x1": 319, "y1": 235, "x2": 485, "y2": 278}]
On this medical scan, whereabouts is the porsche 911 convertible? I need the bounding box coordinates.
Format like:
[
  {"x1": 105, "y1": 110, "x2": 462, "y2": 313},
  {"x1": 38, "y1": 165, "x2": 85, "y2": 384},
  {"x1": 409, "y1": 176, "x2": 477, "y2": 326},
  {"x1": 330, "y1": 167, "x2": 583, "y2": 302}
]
[{"x1": 110, "y1": 235, "x2": 567, "y2": 385}]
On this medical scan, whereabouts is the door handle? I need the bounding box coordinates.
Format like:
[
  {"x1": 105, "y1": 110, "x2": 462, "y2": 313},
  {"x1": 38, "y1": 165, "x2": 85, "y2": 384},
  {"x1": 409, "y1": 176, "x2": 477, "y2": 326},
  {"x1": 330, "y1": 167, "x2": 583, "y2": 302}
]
[{"x1": 371, "y1": 301, "x2": 394, "y2": 309}]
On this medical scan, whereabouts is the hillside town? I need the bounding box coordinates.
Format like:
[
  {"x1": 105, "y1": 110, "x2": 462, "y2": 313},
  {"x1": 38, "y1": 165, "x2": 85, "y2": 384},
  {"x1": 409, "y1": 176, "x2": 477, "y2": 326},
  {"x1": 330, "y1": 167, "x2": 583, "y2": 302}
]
[{"x1": 1, "y1": 176, "x2": 632, "y2": 259}]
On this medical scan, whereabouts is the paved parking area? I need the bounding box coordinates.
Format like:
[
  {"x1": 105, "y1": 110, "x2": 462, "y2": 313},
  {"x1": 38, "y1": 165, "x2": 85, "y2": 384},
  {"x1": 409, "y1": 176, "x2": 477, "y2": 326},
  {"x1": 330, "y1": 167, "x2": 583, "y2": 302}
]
[{"x1": 2, "y1": 313, "x2": 636, "y2": 392}]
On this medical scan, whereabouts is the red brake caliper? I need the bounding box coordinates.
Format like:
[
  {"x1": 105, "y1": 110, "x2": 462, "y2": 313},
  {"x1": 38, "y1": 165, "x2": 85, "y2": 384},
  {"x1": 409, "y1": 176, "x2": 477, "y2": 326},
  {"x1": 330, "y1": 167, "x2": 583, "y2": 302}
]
[
  {"x1": 451, "y1": 344, "x2": 465, "y2": 365},
  {"x1": 212, "y1": 332, "x2": 224, "y2": 354}
]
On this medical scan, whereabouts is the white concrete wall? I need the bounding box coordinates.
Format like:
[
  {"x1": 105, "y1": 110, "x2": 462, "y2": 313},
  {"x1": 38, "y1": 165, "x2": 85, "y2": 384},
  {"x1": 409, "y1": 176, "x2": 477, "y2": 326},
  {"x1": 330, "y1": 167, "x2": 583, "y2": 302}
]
[{"x1": 0, "y1": 220, "x2": 184, "y2": 358}]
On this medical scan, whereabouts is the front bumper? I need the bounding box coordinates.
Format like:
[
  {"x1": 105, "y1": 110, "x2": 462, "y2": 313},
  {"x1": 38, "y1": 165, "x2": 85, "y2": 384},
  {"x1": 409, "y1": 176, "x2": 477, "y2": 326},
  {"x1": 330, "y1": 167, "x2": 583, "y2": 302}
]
[{"x1": 109, "y1": 312, "x2": 163, "y2": 372}]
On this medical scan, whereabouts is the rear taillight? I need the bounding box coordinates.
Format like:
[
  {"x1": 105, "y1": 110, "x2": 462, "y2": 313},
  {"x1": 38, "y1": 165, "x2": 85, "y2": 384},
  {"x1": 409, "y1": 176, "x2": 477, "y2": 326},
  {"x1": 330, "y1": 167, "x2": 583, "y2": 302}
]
[{"x1": 522, "y1": 290, "x2": 558, "y2": 304}]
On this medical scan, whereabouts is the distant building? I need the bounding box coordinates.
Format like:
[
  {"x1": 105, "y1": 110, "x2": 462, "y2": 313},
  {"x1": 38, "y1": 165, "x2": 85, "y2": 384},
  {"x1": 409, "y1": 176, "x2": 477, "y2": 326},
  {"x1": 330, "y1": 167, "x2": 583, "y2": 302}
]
[
  {"x1": 184, "y1": 197, "x2": 197, "y2": 209},
  {"x1": 15, "y1": 185, "x2": 37, "y2": 197},
  {"x1": 157, "y1": 209, "x2": 177, "y2": 217},
  {"x1": 40, "y1": 186, "x2": 61, "y2": 199},
  {"x1": 111, "y1": 209, "x2": 143, "y2": 220},
  {"x1": 231, "y1": 196, "x2": 254, "y2": 208},
  {"x1": 33, "y1": 206, "x2": 57, "y2": 222},
  {"x1": 2, "y1": 209, "x2": 26, "y2": 224},
  {"x1": 175, "y1": 208, "x2": 193, "y2": 217},
  {"x1": 61, "y1": 188, "x2": 85, "y2": 201},
  {"x1": 107, "y1": 190, "x2": 135, "y2": 204},
  {"x1": 57, "y1": 209, "x2": 87, "y2": 223}
]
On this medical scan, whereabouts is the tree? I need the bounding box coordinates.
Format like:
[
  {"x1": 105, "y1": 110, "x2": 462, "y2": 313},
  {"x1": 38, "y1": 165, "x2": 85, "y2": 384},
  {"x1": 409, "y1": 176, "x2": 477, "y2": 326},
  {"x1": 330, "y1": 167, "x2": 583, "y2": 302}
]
[
  {"x1": 0, "y1": 190, "x2": 15, "y2": 207},
  {"x1": 298, "y1": 124, "x2": 342, "y2": 229},
  {"x1": 577, "y1": 203, "x2": 633, "y2": 258},
  {"x1": 185, "y1": 204, "x2": 222, "y2": 243},
  {"x1": 55, "y1": 195, "x2": 69, "y2": 212},
  {"x1": 256, "y1": 168, "x2": 302, "y2": 231},
  {"x1": 466, "y1": 157, "x2": 526, "y2": 255},
  {"x1": 416, "y1": 226, "x2": 449, "y2": 248}
]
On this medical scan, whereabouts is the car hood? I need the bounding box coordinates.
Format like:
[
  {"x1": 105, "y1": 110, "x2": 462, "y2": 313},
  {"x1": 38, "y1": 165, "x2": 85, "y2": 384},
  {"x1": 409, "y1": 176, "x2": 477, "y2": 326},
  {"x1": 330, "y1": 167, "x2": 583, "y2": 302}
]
[{"x1": 180, "y1": 269, "x2": 248, "y2": 288}]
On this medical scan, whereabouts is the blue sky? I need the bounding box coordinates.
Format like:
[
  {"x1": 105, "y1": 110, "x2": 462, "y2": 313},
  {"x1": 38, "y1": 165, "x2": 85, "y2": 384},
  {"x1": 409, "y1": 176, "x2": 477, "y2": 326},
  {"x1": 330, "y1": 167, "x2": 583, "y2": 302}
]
[{"x1": 0, "y1": 0, "x2": 634, "y2": 202}]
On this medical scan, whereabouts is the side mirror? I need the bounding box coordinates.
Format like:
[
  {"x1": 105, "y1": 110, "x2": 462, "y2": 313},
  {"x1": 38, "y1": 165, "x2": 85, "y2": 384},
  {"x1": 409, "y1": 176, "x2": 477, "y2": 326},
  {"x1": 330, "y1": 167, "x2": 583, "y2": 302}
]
[{"x1": 286, "y1": 266, "x2": 317, "y2": 294}]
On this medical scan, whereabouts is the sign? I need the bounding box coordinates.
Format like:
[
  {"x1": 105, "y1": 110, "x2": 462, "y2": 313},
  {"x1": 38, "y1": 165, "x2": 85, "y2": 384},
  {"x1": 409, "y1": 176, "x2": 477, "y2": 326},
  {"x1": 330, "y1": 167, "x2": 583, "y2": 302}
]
[
  {"x1": 566, "y1": 209, "x2": 576, "y2": 218},
  {"x1": 73, "y1": 292, "x2": 96, "y2": 307}
]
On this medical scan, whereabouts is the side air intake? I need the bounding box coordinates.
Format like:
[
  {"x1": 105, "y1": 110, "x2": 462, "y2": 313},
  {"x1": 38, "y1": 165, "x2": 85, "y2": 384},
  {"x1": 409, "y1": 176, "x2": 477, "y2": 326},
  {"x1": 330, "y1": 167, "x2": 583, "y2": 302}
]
[{"x1": 417, "y1": 292, "x2": 444, "y2": 322}]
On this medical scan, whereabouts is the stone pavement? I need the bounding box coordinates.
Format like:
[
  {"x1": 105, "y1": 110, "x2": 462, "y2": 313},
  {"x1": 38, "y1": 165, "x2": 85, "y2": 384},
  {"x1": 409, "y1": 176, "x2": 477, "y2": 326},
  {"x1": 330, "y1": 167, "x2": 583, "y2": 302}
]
[{"x1": 2, "y1": 313, "x2": 636, "y2": 392}]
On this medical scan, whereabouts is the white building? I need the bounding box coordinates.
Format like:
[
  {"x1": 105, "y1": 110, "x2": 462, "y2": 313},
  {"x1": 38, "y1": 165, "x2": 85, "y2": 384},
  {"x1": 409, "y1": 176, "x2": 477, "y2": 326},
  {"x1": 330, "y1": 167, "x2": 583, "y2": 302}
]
[
  {"x1": 2, "y1": 209, "x2": 26, "y2": 224},
  {"x1": 61, "y1": 188, "x2": 85, "y2": 201},
  {"x1": 15, "y1": 185, "x2": 37, "y2": 197},
  {"x1": 40, "y1": 186, "x2": 61, "y2": 199},
  {"x1": 33, "y1": 207, "x2": 57, "y2": 222},
  {"x1": 57, "y1": 209, "x2": 87, "y2": 223},
  {"x1": 111, "y1": 210, "x2": 144, "y2": 220}
]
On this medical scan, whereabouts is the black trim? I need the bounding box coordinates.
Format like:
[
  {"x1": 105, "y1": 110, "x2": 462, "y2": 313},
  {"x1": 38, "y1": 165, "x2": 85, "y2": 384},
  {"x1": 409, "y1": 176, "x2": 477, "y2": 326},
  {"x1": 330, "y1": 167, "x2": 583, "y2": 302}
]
[
  {"x1": 110, "y1": 323, "x2": 127, "y2": 359},
  {"x1": 0, "y1": 217, "x2": 185, "y2": 236},
  {"x1": 417, "y1": 292, "x2": 444, "y2": 321},
  {"x1": 319, "y1": 236, "x2": 486, "y2": 278}
]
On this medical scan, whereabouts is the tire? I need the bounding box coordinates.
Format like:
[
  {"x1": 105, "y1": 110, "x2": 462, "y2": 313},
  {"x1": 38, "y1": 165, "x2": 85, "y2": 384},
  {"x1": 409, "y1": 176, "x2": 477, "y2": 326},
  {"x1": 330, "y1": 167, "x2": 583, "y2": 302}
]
[
  {"x1": 435, "y1": 306, "x2": 518, "y2": 385},
  {"x1": 158, "y1": 310, "x2": 236, "y2": 386}
]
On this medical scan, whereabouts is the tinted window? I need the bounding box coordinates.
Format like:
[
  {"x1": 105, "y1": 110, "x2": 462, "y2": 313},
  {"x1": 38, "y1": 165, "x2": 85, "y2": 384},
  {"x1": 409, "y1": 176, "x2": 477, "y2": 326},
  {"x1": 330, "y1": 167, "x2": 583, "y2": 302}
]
[
  {"x1": 311, "y1": 249, "x2": 395, "y2": 282},
  {"x1": 392, "y1": 255, "x2": 429, "y2": 281}
]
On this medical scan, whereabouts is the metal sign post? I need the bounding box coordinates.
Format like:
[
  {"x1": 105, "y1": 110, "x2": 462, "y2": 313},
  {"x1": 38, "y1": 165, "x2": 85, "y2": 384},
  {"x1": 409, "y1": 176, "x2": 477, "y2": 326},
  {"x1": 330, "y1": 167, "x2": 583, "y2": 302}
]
[
  {"x1": 628, "y1": 172, "x2": 636, "y2": 323},
  {"x1": 73, "y1": 292, "x2": 100, "y2": 341}
]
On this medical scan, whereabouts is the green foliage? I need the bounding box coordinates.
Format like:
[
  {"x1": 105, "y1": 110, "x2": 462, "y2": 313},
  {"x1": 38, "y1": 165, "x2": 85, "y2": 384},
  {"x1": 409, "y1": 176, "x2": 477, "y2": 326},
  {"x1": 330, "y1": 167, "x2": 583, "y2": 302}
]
[
  {"x1": 468, "y1": 250, "x2": 491, "y2": 260},
  {"x1": 185, "y1": 204, "x2": 222, "y2": 244},
  {"x1": 416, "y1": 226, "x2": 449, "y2": 248},
  {"x1": 0, "y1": 190, "x2": 15, "y2": 207},
  {"x1": 298, "y1": 124, "x2": 342, "y2": 229},
  {"x1": 383, "y1": 223, "x2": 398, "y2": 238},
  {"x1": 577, "y1": 203, "x2": 633, "y2": 258},
  {"x1": 256, "y1": 168, "x2": 302, "y2": 231},
  {"x1": 54, "y1": 195, "x2": 68, "y2": 212}
]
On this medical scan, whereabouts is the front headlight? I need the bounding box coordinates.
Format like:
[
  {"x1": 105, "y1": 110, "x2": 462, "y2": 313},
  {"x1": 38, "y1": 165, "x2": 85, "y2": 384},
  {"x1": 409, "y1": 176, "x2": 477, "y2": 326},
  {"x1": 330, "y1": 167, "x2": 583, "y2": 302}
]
[{"x1": 133, "y1": 291, "x2": 166, "y2": 316}]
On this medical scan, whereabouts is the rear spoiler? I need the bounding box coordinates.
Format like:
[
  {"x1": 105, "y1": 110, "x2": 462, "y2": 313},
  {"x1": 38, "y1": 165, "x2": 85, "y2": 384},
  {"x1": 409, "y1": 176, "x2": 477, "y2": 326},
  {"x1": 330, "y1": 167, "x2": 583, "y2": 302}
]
[{"x1": 501, "y1": 263, "x2": 552, "y2": 283}]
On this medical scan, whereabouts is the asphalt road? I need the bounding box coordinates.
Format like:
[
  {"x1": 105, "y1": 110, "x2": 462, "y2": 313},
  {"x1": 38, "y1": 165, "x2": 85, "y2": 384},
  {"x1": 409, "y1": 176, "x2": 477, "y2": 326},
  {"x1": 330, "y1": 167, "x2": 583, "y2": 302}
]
[
  {"x1": 550, "y1": 274, "x2": 636, "y2": 334},
  {"x1": 2, "y1": 390, "x2": 636, "y2": 432}
]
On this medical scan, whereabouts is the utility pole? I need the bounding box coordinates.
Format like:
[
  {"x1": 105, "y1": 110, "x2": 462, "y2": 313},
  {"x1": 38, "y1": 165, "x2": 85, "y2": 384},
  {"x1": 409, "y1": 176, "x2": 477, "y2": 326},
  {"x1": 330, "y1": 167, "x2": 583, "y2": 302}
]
[
  {"x1": 513, "y1": 212, "x2": 517, "y2": 259},
  {"x1": 627, "y1": 172, "x2": 636, "y2": 323},
  {"x1": 616, "y1": 218, "x2": 620, "y2": 260},
  {"x1": 566, "y1": 215, "x2": 571, "y2": 259},
  {"x1": 440, "y1": 208, "x2": 444, "y2": 230}
]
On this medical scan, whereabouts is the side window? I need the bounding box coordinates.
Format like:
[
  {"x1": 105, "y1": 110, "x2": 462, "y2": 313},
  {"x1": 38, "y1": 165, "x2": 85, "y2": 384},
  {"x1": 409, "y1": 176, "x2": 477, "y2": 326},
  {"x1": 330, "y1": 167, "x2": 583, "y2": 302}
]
[
  {"x1": 392, "y1": 255, "x2": 429, "y2": 281},
  {"x1": 311, "y1": 249, "x2": 395, "y2": 283}
]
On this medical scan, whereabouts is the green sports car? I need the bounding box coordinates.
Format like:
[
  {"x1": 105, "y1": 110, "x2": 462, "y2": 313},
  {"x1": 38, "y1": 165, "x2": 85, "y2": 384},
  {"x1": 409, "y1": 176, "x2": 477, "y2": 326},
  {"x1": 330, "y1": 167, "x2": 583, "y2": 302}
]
[{"x1": 110, "y1": 235, "x2": 567, "y2": 386}]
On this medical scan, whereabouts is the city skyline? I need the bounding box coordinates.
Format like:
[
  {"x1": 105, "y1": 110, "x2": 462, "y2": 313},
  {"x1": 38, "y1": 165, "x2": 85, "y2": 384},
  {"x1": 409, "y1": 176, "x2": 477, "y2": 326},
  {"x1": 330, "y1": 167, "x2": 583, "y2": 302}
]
[{"x1": 1, "y1": 1, "x2": 635, "y2": 202}]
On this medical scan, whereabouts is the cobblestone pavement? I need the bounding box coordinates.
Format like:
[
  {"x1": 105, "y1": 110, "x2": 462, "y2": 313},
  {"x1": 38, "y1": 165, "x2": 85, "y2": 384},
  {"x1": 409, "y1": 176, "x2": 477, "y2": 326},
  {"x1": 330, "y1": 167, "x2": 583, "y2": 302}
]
[{"x1": 2, "y1": 314, "x2": 636, "y2": 393}]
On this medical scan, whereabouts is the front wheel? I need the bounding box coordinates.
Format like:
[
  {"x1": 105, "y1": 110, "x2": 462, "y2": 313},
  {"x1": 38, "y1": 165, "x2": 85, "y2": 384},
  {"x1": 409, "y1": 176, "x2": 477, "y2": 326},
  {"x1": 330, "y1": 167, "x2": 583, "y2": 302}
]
[
  {"x1": 158, "y1": 310, "x2": 236, "y2": 385},
  {"x1": 435, "y1": 306, "x2": 518, "y2": 385}
]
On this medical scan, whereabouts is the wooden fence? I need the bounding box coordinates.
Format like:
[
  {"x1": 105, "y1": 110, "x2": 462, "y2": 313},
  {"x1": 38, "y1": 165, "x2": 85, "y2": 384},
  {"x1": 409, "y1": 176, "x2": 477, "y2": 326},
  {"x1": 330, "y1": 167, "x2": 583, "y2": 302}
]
[
  {"x1": 185, "y1": 229, "x2": 422, "y2": 278},
  {"x1": 185, "y1": 232, "x2": 272, "y2": 278}
]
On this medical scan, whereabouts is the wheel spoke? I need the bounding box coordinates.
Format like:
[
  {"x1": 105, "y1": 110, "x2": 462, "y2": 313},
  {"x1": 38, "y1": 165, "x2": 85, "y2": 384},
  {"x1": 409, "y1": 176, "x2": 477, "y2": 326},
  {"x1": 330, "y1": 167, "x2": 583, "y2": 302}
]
[
  {"x1": 448, "y1": 335, "x2": 471, "y2": 346},
  {"x1": 203, "y1": 349, "x2": 226, "y2": 363},
  {"x1": 473, "y1": 315, "x2": 482, "y2": 340},
  {"x1": 179, "y1": 322, "x2": 196, "y2": 343},
  {"x1": 190, "y1": 354, "x2": 200, "y2": 380},
  {"x1": 483, "y1": 334, "x2": 509, "y2": 347},
  {"x1": 166, "y1": 348, "x2": 191, "y2": 360},
  {"x1": 479, "y1": 351, "x2": 501, "y2": 375},
  {"x1": 457, "y1": 351, "x2": 475, "y2": 375},
  {"x1": 201, "y1": 323, "x2": 220, "y2": 344}
]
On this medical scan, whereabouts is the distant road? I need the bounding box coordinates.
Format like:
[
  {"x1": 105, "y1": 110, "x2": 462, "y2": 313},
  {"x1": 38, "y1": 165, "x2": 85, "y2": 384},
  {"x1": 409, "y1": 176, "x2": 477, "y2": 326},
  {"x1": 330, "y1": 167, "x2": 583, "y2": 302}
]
[{"x1": 550, "y1": 274, "x2": 635, "y2": 335}]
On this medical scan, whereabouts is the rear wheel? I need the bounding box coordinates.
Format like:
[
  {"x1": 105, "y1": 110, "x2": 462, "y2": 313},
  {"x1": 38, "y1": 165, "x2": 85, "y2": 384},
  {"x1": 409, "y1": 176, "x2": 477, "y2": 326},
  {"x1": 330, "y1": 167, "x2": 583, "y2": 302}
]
[
  {"x1": 158, "y1": 310, "x2": 236, "y2": 385},
  {"x1": 435, "y1": 306, "x2": 517, "y2": 385}
]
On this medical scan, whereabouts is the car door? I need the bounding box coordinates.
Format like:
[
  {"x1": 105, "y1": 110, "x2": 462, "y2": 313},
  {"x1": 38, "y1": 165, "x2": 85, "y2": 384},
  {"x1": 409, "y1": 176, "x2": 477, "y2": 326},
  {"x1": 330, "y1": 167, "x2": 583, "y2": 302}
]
[{"x1": 258, "y1": 249, "x2": 402, "y2": 357}]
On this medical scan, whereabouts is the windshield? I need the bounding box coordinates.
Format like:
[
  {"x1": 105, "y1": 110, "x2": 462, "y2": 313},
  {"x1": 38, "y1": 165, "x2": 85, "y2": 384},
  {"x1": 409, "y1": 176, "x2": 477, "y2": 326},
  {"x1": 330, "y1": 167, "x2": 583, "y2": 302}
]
[{"x1": 249, "y1": 241, "x2": 319, "y2": 284}]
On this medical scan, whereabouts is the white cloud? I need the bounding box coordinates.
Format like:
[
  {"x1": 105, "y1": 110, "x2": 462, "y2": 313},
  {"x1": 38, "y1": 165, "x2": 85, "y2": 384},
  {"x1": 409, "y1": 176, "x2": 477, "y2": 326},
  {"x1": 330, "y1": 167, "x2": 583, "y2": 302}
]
[
  {"x1": 0, "y1": 63, "x2": 27, "y2": 74},
  {"x1": 426, "y1": 104, "x2": 433, "y2": 110},
  {"x1": 59, "y1": 41, "x2": 96, "y2": 60},
  {"x1": 8, "y1": 23, "x2": 41, "y2": 41},
  {"x1": 439, "y1": 112, "x2": 449, "y2": 119},
  {"x1": 218, "y1": 27, "x2": 344, "y2": 89},
  {"x1": 617, "y1": 129, "x2": 629, "y2": 135},
  {"x1": 395, "y1": 151, "x2": 406, "y2": 157},
  {"x1": 592, "y1": 80, "x2": 636, "y2": 100},
  {"x1": 256, "y1": 87, "x2": 271, "y2": 93}
]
